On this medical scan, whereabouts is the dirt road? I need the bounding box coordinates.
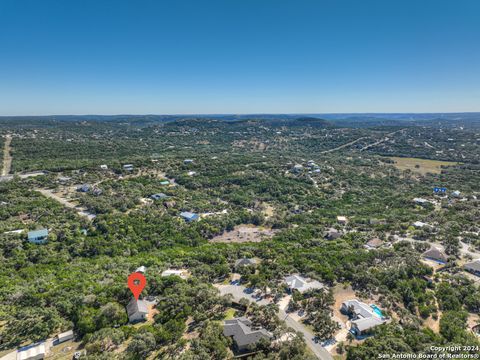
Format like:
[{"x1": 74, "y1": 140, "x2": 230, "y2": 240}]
[{"x1": 1, "y1": 135, "x2": 12, "y2": 176}]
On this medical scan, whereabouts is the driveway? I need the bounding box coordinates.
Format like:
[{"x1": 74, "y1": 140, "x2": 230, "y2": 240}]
[{"x1": 215, "y1": 284, "x2": 333, "y2": 360}]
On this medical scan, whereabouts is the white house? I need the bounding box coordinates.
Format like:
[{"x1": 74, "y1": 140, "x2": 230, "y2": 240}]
[{"x1": 284, "y1": 275, "x2": 324, "y2": 293}]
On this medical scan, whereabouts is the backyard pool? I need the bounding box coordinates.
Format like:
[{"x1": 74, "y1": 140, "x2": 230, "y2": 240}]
[{"x1": 370, "y1": 304, "x2": 384, "y2": 318}]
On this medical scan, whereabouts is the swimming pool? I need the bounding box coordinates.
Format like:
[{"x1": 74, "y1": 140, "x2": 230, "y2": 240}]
[{"x1": 370, "y1": 304, "x2": 383, "y2": 318}]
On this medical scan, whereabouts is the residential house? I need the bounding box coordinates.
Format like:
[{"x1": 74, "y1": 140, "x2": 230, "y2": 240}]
[
  {"x1": 161, "y1": 269, "x2": 188, "y2": 279},
  {"x1": 235, "y1": 258, "x2": 259, "y2": 268},
  {"x1": 150, "y1": 193, "x2": 168, "y2": 200},
  {"x1": 451, "y1": 190, "x2": 461, "y2": 198},
  {"x1": 180, "y1": 211, "x2": 199, "y2": 222},
  {"x1": 16, "y1": 342, "x2": 46, "y2": 360},
  {"x1": 422, "y1": 247, "x2": 448, "y2": 264},
  {"x1": 223, "y1": 317, "x2": 272, "y2": 352},
  {"x1": 291, "y1": 164, "x2": 303, "y2": 173},
  {"x1": 27, "y1": 229, "x2": 48, "y2": 244},
  {"x1": 325, "y1": 228, "x2": 342, "y2": 240},
  {"x1": 341, "y1": 299, "x2": 385, "y2": 337},
  {"x1": 413, "y1": 198, "x2": 429, "y2": 205},
  {"x1": 412, "y1": 221, "x2": 430, "y2": 229},
  {"x1": 364, "y1": 238, "x2": 384, "y2": 250},
  {"x1": 126, "y1": 298, "x2": 148, "y2": 323},
  {"x1": 464, "y1": 260, "x2": 480, "y2": 277},
  {"x1": 284, "y1": 275, "x2": 324, "y2": 294},
  {"x1": 76, "y1": 184, "x2": 90, "y2": 192}
]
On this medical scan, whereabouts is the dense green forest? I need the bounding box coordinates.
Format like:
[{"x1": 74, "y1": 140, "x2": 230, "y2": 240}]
[{"x1": 0, "y1": 116, "x2": 479, "y2": 359}]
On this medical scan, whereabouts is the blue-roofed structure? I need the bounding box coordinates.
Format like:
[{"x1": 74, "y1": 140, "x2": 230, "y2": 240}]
[
  {"x1": 179, "y1": 211, "x2": 199, "y2": 222},
  {"x1": 28, "y1": 228, "x2": 49, "y2": 244}
]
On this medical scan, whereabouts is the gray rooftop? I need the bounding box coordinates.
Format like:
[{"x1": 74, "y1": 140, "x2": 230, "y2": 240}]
[
  {"x1": 126, "y1": 298, "x2": 148, "y2": 318},
  {"x1": 235, "y1": 258, "x2": 258, "y2": 267},
  {"x1": 223, "y1": 317, "x2": 272, "y2": 348},
  {"x1": 423, "y1": 248, "x2": 447, "y2": 262},
  {"x1": 464, "y1": 260, "x2": 480, "y2": 273},
  {"x1": 284, "y1": 275, "x2": 324, "y2": 293}
]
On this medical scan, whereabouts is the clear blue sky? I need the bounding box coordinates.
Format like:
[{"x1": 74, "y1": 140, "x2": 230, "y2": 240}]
[{"x1": 0, "y1": 0, "x2": 479, "y2": 115}]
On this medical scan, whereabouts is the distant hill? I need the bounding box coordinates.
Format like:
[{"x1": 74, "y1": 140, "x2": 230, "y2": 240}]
[{"x1": 293, "y1": 117, "x2": 332, "y2": 127}]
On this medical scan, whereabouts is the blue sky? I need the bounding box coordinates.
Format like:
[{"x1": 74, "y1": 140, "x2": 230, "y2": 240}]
[{"x1": 0, "y1": 0, "x2": 479, "y2": 115}]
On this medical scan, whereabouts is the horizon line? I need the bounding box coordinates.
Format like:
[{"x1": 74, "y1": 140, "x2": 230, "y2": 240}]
[{"x1": 1, "y1": 111, "x2": 480, "y2": 117}]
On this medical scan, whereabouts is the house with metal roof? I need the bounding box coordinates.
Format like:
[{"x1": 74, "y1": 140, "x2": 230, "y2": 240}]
[
  {"x1": 27, "y1": 229, "x2": 48, "y2": 244},
  {"x1": 16, "y1": 342, "x2": 46, "y2": 360},
  {"x1": 422, "y1": 247, "x2": 448, "y2": 264},
  {"x1": 126, "y1": 298, "x2": 148, "y2": 323},
  {"x1": 341, "y1": 299, "x2": 386, "y2": 337},
  {"x1": 223, "y1": 317, "x2": 272, "y2": 352},
  {"x1": 284, "y1": 275, "x2": 324, "y2": 294},
  {"x1": 179, "y1": 211, "x2": 199, "y2": 222},
  {"x1": 464, "y1": 260, "x2": 480, "y2": 277}
]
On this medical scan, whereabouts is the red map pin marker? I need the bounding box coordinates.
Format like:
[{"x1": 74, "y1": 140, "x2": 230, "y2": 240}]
[{"x1": 128, "y1": 272, "x2": 146, "y2": 300}]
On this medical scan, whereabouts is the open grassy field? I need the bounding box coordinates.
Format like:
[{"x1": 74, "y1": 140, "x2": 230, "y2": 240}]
[{"x1": 388, "y1": 157, "x2": 459, "y2": 175}]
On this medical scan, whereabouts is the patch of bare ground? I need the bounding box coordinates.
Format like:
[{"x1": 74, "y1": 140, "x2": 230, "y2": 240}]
[
  {"x1": 332, "y1": 284, "x2": 357, "y2": 324},
  {"x1": 209, "y1": 224, "x2": 277, "y2": 243}
]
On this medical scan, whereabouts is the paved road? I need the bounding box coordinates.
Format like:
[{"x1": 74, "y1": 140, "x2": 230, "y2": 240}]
[
  {"x1": 394, "y1": 235, "x2": 480, "y2": 260},
  {"x1": 360, "y1": 128, "x2": 406, "y2": 151},
  {"x1": 319, "y1": 137, "x2": 366, "y2": 154},
  {"x1": 216, "y1": 284, "x2": 333, "y2": 360}
]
